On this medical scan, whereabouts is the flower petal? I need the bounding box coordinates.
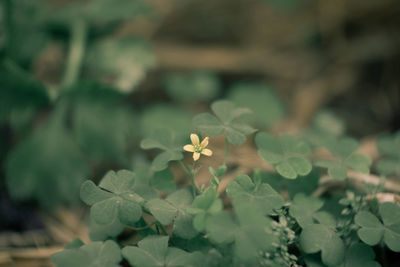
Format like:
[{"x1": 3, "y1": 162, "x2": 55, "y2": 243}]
[
  {"x1": 200, "y1": 137, "x2": 209, "y2": 148},
  {"x1": 190, "y1": 133, "x2": 200, "y2": 146},
  {"x1": 183, "y1": 145, "x2": 195, "y2": 152},
  {"x1": 201, "y1": 149, "x2": 213, "y2": 156},
  {"x1": 193, "y1": 152, "x2": 201, "y2": 161}
]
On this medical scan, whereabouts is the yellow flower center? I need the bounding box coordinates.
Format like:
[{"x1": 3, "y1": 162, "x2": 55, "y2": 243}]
[{"x1": 194, "y1": 145, "x2": 203, "y2": 153}]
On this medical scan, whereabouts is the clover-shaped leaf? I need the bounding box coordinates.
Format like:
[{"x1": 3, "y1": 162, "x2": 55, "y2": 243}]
[
  {"x1": 226, "y1": 174, "x2": 284, "y2": 215},
  {"x1": 51, "y1": 240, "x2": 121, "y2": 267},
  {"x1": 339, "y1": 243, "x2": 381, "y2": 267},
  {"x1": 315, "y1": 137, "x2": 372, "y2": 180},
  {"x1": 148, "y1": 189, "x2": 197, "y2": 239},
  {"x1": 206, "y1": 203, "x2": 276, "y2": 262},
  {"x1": 227, "y1": 82, "x2": 285, "y2": 129},
  {"x1": 88, "y1": 218, "x2": 125, "y2": 242},
  {"x1": 5, "y1": 103, "x2": 89, "y2": 208},
  {"x1": 122, "y1": 235, "x2": 202, "y2": 267},
  {"x1": 376, "y1": 131, "x2": 400, "y2": 176},
  {"x1": 85, "y1": 38, "x2": 155, "y2": 93},
  {"x1": 300, "y1": 224, "x2": 345, "y2": 266},
  {"x1": 289, "y1": 193, "x2": 332, "y2": 228},
  {"x1": 187, "y1": 187, "x2": 223, "y2": 231},
  {"x1": 80, "y1": 170, "x2": 157, "y2": 226},
  {"x1": 164, "y1": 71, "x2": 221, "y2": 102},
  {"x1": 140, "y1": 129, "x2": 184, "y2": 171},
  {"x1": 193, "y1": 100, "x2": 256, "y2": 146},
  {"x1": 255, "y1": 132, "x2": 312, "y2": 179},
  {"x1": 355, "y1": 202, "x2": 400, "y2": 252}
]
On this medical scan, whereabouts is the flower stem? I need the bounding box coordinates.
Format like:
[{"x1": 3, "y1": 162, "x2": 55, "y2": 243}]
[
  {"x1": 178, "y1": 160, "x2": 199, "y2": 196},
  {"x1": 61, "y1": 18, "x2": 88, "y2": 89}
]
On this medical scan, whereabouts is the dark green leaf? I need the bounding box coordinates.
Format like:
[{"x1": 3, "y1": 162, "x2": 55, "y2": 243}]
[
  {"x1": 140, "y1": 129, "x2": 184, "y2": 171},
  {"x1": 193, "y1": 100, "x2": 256, "y2": 146},
  {"x1": 300, "y1": 224, "x2": 345, "y2": 266},
  {"x1": 255, "y1": 132, "x2": 312, "y2": 179},
  {"x1": 51, "y1": 240, "x2": 121, "y2": 267}
]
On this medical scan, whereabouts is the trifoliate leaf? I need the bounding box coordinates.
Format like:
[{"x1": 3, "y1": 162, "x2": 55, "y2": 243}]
[
  {"x1": 355, "y1": 202, "x2": 400, "y2": 252},
  {"x1": 226, "y1": 174, "x2": 284, "y2": 215},
  {"x1": 255, "y1": 132, "x2": 311, "y2": 179},
  {"x1": 193, "y1": 100, "x2": 256, "y2": 146},
  {"x1": 315, "y1": 137, "x2": 372, "y2": 180},
  {"x1": 51, "y1": 240, "x2": 121, "y2": 267},
  {"x1": 0, "y1": 61, "x2": 49, "y2": 125},
  {"x1": 88, "y1": 218, "x2": 125, "y2": 242},
  {"x1": 5, "y1": 103, "x2": 89, "y2": 208},
  {"x1": 187, "y1": 187, "x2": 222, "y2": 231},
  {"x1": 376, "y1": 131, "x2": 400, "y2": 175},
  {"x1": 227, "y1": 82, "x2": 284, "y2": 129},
  {"x1": 80, "y1": 170, "x2": 156, "y2": 226},
  {"x1": 165, "y1": 189, "x2": 197, "y2": 239},
  {"x1": 164, "y1": 71, "x2": 220, "y2": 102},
  {"x1": 140, "y1": 129, "x2": 184, "y2": 171},
  {"x1": 152, "y1": 169, "x2": 176, "y2": 193},
  {"x1": 339, "y1": 243, "x2": 381, "y2": 267},
  {"x1": 147, "y1": 199, "x2": 178, "y2": 225},
  {"x1": 85, "y1": 38, "x2": 155, "y2": 93},
  {"x1": 289, "y1": 193, "x2": 324, "y2": 228},
  {"x1": 73, "y1": 98, "x2": 137, "y2": 163},
  {"x1": 122, "y1": 235, "x2": 201, "y2": 267},
  {"x1": 206, "y1": 203, "x2": 276, "y2": 262},
  {"x1": 140, "y1": 104, "x2": 192, "y2": 143},
  {"x1": 300, "y1": 224, "x2": 345, "y2": 266}
]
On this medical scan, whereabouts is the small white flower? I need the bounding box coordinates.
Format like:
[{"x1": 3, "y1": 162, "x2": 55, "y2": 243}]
[{"x1": 183, "y1": 133, "x2": 213, "y2": 161}]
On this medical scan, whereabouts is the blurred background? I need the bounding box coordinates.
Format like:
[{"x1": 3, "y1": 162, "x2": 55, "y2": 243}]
[{"x1": 0, "y1": 0, "x2": 399, "y2": 266}]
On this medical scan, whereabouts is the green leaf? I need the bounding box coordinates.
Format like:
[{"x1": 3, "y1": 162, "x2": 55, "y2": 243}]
[
  {"x1": 80, "y1": 170, "x2": 156, "y2": 226},
  {"x1": 88, "y1": 218, "x2": 125, "y2": 242},
  {"x1": 340, "y1": 243, "x2": 381, "y2": 267},
  {"x1": 152, "y1": 169, "x2": 176, "y2": 193},
  {"x1": 72, "y1": 95, "x2": 137, "y2": 163},
  {"x1": 227, "y1": 82, "x2": 285, "y2": 129},
  {"x1": 315, "y1": 136, "x2": 372, "y2": 180},
  {"x1": 300, "y1": 224, "x2": 345, "y2": 266},
  {"x1": 355, "y1": 202, "x2": 400, "y2": 252},
  {"x1": 164, "y1": 71, "x2": 221, "y2": 102},
  {"x1": 255, "y1": 132, "x2": 312, "y2": 179},
  {"x1": 187, "y1": 187, "x2": 222, "y2": 231},
  {"x1": 0, "y1": 61, "x2": 49, "y2": 125},
  {"x1": 140, "y1": 104, "x2": 192, "y2": 143},
  {"x1": 85, "y1": 38, "x2": 155, "y2": 93},
  {"x1": 206, "y1": 204, "x2": 276, "y2": 262},
  {"x1": 226, "y1": 174, "x2": 284, "y2": 215},
  {"x1": 140, "y1": 129, "x2": 184, "y2": 171},
  {"x1": 289, "y1": 193, "x2": 324, "y2": 228},
  {"x1": 376, "y1": 131, "x2": 400, "y2": 175},
  {"x1": 122, "y1": 235, "x2": 201, "y2": 267},
  {"x1": 5, "y1": 103, "x2": 89, "y2": 208},
  {"x1": 205, "y1": 211, "x2": 237, "y2": 244},
  {"x1": 147, "y1": 199, "x2": 178, "y2": 225},
  {"x1": 193, "y1": 100, "x2": 256, "y2": 146},
  {"x1": 166, "y1": 189, "x2": 198, "y2": 239},
  {"x1": 51, "y1": 240, "x2": 121, "y2": 267}
]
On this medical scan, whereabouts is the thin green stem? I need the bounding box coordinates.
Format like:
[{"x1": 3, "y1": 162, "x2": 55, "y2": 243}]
[
  {"x1": 178, "y1": 160, "x2": 199, "y2": 196},
  {"x1": 155, "y1": 222, "x2": 168, "y2": 235},
  {"x1": 61, "y1": 18, "x2": 88, "y2": 89},
  {"x1": 125, "y1": 221, "x2": 156, "y2": 231}
]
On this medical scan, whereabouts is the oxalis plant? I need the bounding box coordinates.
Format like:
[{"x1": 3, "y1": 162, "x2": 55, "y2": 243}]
[{"x1": 51, "y1": 100, "x2": 400, "y2": 267}]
